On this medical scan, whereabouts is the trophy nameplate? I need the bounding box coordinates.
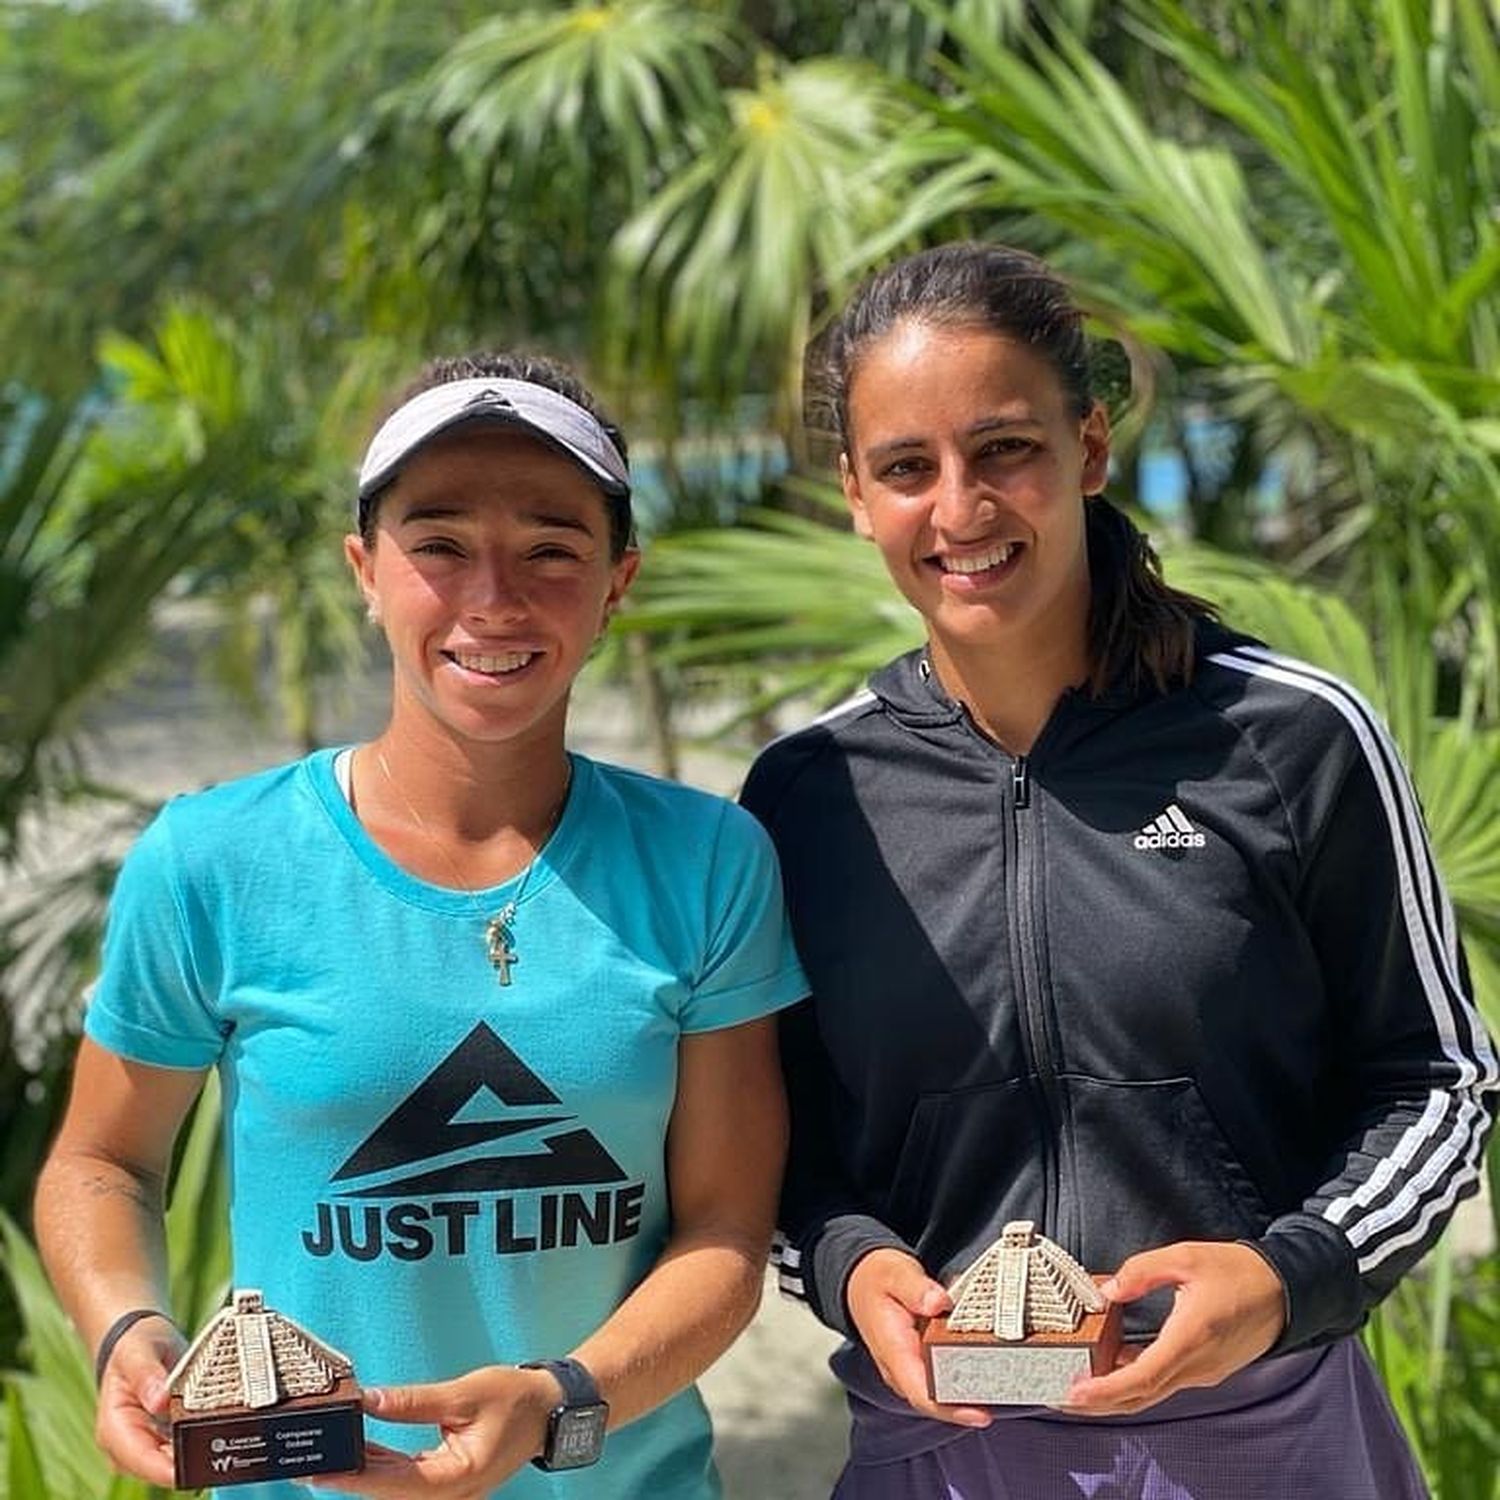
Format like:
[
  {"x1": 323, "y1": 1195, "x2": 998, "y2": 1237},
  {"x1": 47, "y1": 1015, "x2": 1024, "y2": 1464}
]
[
  {"x1": 165, "y1": 1289, "x2": 365, "y2": 1489},
  {"x1": 921, "y1": 1221, "x2": 1122, "y2": 1407}
]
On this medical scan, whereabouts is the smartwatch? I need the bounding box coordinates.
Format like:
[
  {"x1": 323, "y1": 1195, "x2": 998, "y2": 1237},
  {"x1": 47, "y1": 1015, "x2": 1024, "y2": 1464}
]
[{"x1": 519, "y1": 1357, "x2": 609, "y2": 1471}]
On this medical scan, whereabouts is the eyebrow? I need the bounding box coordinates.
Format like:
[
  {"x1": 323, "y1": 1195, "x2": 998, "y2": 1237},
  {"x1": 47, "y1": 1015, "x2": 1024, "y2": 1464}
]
[
  {"x1": 863, "y1": 415, "x2": 1040, "y2": 464},
  {"x1": 394, "y1": 503, "x2": 597, "y2": 537}
]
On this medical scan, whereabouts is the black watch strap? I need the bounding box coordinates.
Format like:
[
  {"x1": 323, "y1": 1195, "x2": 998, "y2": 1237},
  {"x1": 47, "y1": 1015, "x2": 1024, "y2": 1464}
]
[
  {"x1": 94, "y1": 1308, "x2": 176, "y2": 1388},
  {"x1": 519, "y1": 1356, "x2": 601, "y2": 1406},
  {"x1": 520, "y1": 1357, "x2": 608, "y2": 1471}
]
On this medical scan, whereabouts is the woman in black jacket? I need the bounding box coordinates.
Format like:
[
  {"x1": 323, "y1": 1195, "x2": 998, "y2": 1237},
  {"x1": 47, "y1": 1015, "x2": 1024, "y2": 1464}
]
[{"x1": 742, "y1": 242, "x2": 1496, "y2": 1498}]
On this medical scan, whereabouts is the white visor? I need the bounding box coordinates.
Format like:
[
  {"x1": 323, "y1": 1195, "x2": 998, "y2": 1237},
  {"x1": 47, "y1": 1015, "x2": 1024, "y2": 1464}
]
[{"x1": 356, "y1": 378, "x2": 631, "y2": 518}]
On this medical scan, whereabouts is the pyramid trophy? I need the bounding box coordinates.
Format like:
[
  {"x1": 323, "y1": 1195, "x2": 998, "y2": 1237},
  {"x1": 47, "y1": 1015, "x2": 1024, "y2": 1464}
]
[
  {"x1": 921, "y1": 1221, "x2": 1122, "y2": 1406},
  {"x1": 165, "y1": 1289, "x2": 365, "y2": 1489}
]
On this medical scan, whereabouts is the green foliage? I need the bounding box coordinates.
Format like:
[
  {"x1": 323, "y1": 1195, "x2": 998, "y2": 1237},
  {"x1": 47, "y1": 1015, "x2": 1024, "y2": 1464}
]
[
  {"x1": 1366, "y1": 1244, "x2": 1500, "y2": 1499},
  {"x1": 625, "y1": 482, "x2": 921, "y2": 720},
  {"x1": 608, "y1": 55, "x2": 916, "y2": 408},
  {"x1": 390, "y1": 0, "x2": 734, "y2": 352},
  {"x1": 416, "y1": 0, "x2": 731, "y2": 199},
  {"x1": 96, "y1": 303, "x2": 376, "y2": 750},
  {"x1": 2, "y1": 0, "x2": 461, "y2": 386},
  {"x1": 0, "y1": 378, "x2": 231, "y2": 851}
]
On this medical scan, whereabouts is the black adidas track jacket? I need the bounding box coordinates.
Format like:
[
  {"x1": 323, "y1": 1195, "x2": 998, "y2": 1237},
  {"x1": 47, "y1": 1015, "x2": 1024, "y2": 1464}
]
[{"x1": 741, "y1": 628, "x2": 1498, "y2": 1354}]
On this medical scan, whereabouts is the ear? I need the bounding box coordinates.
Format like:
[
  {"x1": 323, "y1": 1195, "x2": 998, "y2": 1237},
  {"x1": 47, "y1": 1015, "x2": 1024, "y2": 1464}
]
[
  {"x1": 1080, "y1": 403, "x2": 1111, "y2": 496},
  {"x1": 840, "y1": 453, "x2": 874, "y2": 540},
  {"x1": 344, "y1": 533, "x2": 380, "y2": 622},
  {"x1": 603, "y1": 547, "x2": 642, "y2": 624}
]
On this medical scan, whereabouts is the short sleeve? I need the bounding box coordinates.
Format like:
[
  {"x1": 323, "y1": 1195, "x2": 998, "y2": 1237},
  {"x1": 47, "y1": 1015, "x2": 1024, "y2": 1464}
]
[
  {"x1": 84, "y1": 806, "x2": 227, "y2": 1069},
  {"x1": 681, "y1": 802, "x2": 808, "y2": 1033}
]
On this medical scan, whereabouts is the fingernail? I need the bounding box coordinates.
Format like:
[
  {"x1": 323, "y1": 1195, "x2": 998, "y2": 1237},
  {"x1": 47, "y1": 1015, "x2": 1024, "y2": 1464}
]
[
  {"x1": 143, "y1": 1376, "x2": 165, "y2": 1406},
  {"x1": 1100, "y1": 1278, "x2": 1119, "y2": 1299},
  {"x1": 363, "y1": 1387, "x2": 384, "y2": 1412}
]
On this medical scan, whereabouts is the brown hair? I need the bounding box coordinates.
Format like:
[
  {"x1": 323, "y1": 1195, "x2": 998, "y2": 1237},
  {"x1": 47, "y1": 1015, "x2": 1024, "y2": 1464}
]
[
  {"x1": 815, "y1": 242, "x2": 1215, "y2": 693},
  {"x1": 360, "y1": 350, "x2": 633, "y2": 559}
]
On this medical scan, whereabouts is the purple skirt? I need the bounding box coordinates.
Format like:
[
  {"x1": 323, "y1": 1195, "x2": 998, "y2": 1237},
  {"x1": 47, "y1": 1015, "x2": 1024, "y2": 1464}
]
[{"x1": 829, "y1": 1338, "x2": 1427, "y2": 1500}]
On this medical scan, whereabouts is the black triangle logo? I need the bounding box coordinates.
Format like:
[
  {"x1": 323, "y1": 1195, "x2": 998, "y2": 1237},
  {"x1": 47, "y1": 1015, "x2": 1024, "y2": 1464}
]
[
  {"x1": 330, "y1": 1022, "x2": 626, "y2": 1196},
  {"x1": 464, "y1": 388, "x2": 514, "y2": 411}
]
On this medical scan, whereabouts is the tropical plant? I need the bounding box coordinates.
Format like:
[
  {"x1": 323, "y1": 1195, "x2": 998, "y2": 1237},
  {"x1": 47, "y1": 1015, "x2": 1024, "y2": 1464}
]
[
  {"x1": 98, "y1": 304, "x2": 380, "y2": 752},
  {"x1": 613, "y1": 0, "x2": 1500, "y2": 709},
  {"x1": 606, "y1": 54, "x2": 916, "y2": 419},
  {"x1": 2, "y1": 0, "x2": 467, "y2": 389},
  {"x1": 620, "y1": 481, "x2": 917, "y2": 726},
  {"x1": 1367, "y1": 1238, "x2": 1500, "y2": 1500}
]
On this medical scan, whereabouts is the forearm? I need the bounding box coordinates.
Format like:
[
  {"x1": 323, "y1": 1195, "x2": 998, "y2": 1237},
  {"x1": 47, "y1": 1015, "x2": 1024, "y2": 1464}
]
[
  {"x1": 567, "y1": 1017, "x2": 785, "y2": 1426},
  {"x1": 774, "y1": 999, "x2": 913, "y2": 1334},
  {"x1": 569, "y1": 1225, "x2": 767, "y2": 1429},
  {"x1": 34, "y1": 1145, "x2": 174, "y2": 1356}
]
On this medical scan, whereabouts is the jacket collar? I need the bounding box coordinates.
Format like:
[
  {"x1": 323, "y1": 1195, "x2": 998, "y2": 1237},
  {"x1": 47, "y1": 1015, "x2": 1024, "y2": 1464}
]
[{"x1": 865, "y1": 619, "x2": 1258, "y2": 750}]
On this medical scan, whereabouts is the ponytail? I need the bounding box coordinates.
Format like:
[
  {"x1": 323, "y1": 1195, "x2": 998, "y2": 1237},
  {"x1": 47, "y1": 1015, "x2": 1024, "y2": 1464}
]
[{"x1": 1085, "y1": 498, "x2": 1217, "y2": 694}]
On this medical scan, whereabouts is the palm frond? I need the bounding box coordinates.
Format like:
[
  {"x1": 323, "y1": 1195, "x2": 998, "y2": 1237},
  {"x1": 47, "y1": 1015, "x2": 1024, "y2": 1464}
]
[
  {"x1": 417, "y1": 0, "x2": 731, "y2": 198},
  {"x1": 622, "y1": 481, "x2": 919, "y2": 713},
  {"x1": 608, "y1": 57, "x2": 916, "y2": 400}
]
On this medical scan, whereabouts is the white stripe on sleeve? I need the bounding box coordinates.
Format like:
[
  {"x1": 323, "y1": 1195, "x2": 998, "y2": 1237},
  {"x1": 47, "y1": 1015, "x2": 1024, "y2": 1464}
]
[{"x1": 1211, "y1": 648, "x2": 1497, "y2": 1274}]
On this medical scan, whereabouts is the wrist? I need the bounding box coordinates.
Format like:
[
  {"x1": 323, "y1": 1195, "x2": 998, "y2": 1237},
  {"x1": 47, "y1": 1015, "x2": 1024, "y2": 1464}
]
[
  {"x1": 517, "y1": 1357, "x2": 608, "y2": 1471},
  {"x1": 817, "y1": 1219, "x2": 918, "y2": 1338},
  {"x1": 515, "y1": 1367, "x2": 563, "y2": 1457},
  {"x1": 94, "y1": 1308, "x2": 178, "y2": 1388}
]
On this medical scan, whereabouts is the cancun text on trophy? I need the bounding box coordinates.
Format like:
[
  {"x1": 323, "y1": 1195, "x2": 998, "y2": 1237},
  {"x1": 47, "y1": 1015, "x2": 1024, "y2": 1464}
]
[
  {"x1": 165, "y1": 1289, "x2": 365, "y2": 1489},
  {"x1": 922, "y1": 1221, "x2": 1123, "y2": 1406}
]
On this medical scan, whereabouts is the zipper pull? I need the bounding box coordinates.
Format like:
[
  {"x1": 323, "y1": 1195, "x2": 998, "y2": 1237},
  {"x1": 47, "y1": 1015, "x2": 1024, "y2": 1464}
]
[{"x1": 1013, "y1": 755, "x2": 1031, "y2": 809}]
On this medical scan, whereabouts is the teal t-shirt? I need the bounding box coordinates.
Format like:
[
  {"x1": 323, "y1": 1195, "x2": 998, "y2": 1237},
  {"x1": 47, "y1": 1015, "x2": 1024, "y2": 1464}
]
[{"x1": 85, "y1": 750, "x2": 807, "y2": 1499}]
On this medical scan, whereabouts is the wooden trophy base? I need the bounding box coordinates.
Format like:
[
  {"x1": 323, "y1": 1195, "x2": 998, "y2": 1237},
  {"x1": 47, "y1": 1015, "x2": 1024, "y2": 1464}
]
[
  {"x1": 170, "y1": 1379, "x2": 365, "y2": 1489},
  {"x1": 923, "y1": 1295, "x2": 1122, "y2": 1407}
]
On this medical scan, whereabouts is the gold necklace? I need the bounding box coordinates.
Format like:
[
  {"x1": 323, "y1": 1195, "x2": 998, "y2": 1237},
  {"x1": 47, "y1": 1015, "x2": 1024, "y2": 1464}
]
[{"x1": 373, "y1": 747, "x2": 571, "y2": 986}]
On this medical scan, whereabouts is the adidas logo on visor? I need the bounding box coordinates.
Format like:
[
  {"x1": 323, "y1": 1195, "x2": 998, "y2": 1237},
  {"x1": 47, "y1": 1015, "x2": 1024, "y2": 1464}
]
[{"x1": 1133, "y1": 803, "x2": 1206, "y2": 850}]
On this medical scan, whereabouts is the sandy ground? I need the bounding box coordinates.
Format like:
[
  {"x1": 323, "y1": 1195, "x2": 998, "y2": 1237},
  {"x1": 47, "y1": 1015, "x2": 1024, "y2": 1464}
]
[{"x1": 61, "y1": 621, "x2": 850, "y2": 1499}]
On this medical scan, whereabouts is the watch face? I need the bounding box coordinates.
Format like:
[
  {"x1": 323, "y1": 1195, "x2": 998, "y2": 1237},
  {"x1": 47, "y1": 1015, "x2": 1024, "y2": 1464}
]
[{"x1": 546, "y1": 1402, "x2": 608, "y2": 1469}]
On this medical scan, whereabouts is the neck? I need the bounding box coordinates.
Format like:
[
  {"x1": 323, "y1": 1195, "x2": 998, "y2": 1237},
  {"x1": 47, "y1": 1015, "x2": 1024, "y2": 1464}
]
[
  {"x1": 361, "y1": 708, "x2": 571, "y2": 852},
  {"x1": 927, "y1": 606, "x2": 1090, "y2": 758}
]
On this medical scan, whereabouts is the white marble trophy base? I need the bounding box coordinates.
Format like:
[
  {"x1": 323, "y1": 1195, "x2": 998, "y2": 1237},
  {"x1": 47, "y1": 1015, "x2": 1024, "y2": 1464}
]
[{"x1": 922, "y1": 1302, "x2": 1122, "y2": 1407}]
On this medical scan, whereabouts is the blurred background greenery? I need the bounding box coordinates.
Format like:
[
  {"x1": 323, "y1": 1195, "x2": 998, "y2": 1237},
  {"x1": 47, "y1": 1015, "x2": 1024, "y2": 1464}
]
[{"x1": 3, "y1": 0, "x2": 1499, "y2": 1494}]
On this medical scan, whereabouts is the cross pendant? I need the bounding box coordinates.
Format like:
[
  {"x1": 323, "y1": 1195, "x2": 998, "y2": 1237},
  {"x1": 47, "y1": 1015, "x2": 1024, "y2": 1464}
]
[{"x1": 485, "y1": 915, "x2": 517, "y2": 986}]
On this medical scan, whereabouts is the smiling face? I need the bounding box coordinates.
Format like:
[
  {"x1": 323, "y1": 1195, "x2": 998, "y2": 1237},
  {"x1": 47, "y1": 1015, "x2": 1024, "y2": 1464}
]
[
  {"x1": 345, "y1": 426, "x2": 638, "y2": 754},
  {"x1": 840, "y1": 319, "x2": 1109, "y2": 683}
]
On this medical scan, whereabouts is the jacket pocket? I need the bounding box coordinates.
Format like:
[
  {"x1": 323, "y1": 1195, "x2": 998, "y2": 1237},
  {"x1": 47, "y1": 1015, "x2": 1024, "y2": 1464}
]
[
  {"x1": 1070, "y1": 1076, "x2": 1272, "y2": 1250},
  {"x1": 884, "y1": 1078, "x2": 1046, "y2": 1282},
  {"x1": 1066, "y1": 1075, "x2": 1272, "y2": 1332}
]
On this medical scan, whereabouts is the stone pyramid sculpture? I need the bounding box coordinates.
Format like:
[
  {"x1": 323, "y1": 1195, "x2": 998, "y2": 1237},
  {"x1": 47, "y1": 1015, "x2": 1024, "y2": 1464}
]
[
  {"x1": 946, "y1": 1220, "x2": 1107, "y2": 1341},
  {"x1": 166, "y1": 1289, "x2": 353, "y2": 1413}
]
